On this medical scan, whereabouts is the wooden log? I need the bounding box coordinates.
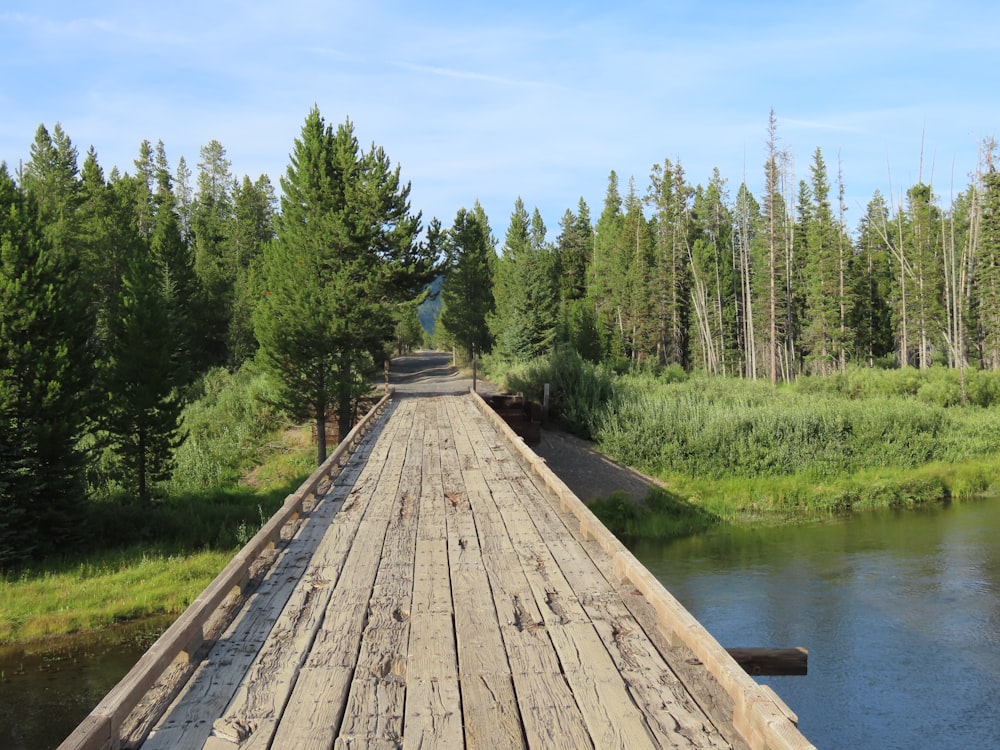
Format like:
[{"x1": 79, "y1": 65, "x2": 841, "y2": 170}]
[{"x1": 726, "y1": 647, "x2": 808, "y2": 676}]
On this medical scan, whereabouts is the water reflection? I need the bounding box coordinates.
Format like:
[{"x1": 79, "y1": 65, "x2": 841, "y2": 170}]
[
  {"x1": 632, "y1": 499, "x2": 1000, "y2": 750},
  {"x1": 0, "y1": 616, "x2": 170, "y2": 750}
]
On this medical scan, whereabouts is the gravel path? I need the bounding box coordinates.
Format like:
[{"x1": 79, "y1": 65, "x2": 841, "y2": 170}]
[{"x1": 388, "y1": 351, "x2": 660, "y2": 503}]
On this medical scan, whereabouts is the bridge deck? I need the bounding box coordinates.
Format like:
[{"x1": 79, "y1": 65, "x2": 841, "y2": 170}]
[{"x1": 142, "y1": 394, "x2": 747, "y2": 749}]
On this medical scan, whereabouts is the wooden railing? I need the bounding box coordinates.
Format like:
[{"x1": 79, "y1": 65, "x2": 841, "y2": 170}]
[
  {"x1": 470, "y1": 388, "x2": 816, "y2": 750},
  {"x1": 58, "y1": 391, "x2": 394, "y2": 750}
]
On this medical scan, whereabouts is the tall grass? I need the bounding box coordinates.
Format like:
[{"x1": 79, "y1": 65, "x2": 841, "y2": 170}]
[
  {"x1": 595, "y1": 372, "x2": 1000, "y2": 481},
  {"x1": 483, "y1": 346, "x2": 614, "y2": 437},
  {"x1": 493, "y1": 355, "x2": 1000, "y2": 535}
]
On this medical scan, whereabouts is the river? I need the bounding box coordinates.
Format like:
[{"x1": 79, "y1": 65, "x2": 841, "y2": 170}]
[
  {"x1": 632, "y1": 497, "x2": 1000, "y2": 749},
  {"x1": 5, "y1": 500, "x2": 1000, "y2": 749},
  {"x1": 0, "y1": 616, "x2": 170, "y2": 749}
]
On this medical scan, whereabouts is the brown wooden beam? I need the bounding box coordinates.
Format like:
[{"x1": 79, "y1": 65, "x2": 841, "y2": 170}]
[{"x1": 726, "y1": 647, "x2": 808, "y2": 676}]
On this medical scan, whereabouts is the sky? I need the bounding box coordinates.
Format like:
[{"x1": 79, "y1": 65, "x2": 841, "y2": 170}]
[{"x1": 3, "y1": 0, "x2": 1000, "y2": 240}]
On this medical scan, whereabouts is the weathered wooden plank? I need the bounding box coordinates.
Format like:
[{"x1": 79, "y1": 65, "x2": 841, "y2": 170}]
[
  {"x1": 469, "y1": 390, "x2": 818, "y2": 750},
  {"x1": 266, "y1": 401, "x2": 414, "y2": 750},
  {"x1": 336, "y1": 407, "x2": 424, "y2": 746},
  {"x1": 146, "y1": 403, "x2": 401, "y2": 750},
  {"x1": 438, "y1": 403, "x2": 527, "y2": 749},
  {"x1": 499, "y1": 475, "x2": 733, "y2": 748},
  {"x1": 445, "y1": 398, "x2": 596, "y2": 749},
  {"x1": 458, "y1": 398, "x2": 740, "y2": 749},
  {"x1": 452, "y1": 401, "x2": 653, "y2": 748},
  {"x1": 403, "y1": 400, "x2": 463, "y2": 750}
]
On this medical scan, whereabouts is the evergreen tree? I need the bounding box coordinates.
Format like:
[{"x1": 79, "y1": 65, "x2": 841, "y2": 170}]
[
  {"x1": 255, "y1": 108, "x2": 433, "y2": 462},
  {"x1": 761, "y1": 111, "x2": 789, "y2": 382},
  {"x1": 192, "y1": 139, "x2": 235, "y2": 366},
  {"x1": 228, "y1": 175, "x2": 276, "y2": 366},
  {"x1": 150, "y1": 142, "x2": 199, "y2": 383},
  {"x1": 732, "y1": 182, "x2": 761, "y2": 377},
  {"x1": 554, "y1": 197, "x2": 591, "y2": 303},
  {"x1": 648, "y1": 159, "x2": 692, "y2": 367},
  {"x1": 690, "y1": 169, "x2": 735, "y2": 374},
  {"x1": 851, "y1": 191, "x2": 896, "y2": 364},
  {"x1": 0, "y1": 165, "x2": 92, "y2": 563},
  {"x1": 974, "y1": 145, "x2": 1000, "y2": 369},
  {"x1": 98, "y1": 239, "x2": 185, "y2": 504},
  {"x1": 489, "y1": 198, "x2": 558, "y2": 359},
  {"x1": 589, "y1": 172, "x2": 627, "y2": 360},
  {"x1": 903, "y1": 183, "x2": 945, "y2": 368},
  {"x1": 20, "y1": 123, "x2": 82, "y2": 258},
  {"x1": 621, "y1": 179, "x2": 655, "y2": 360},
  {"x1": 554, "y1": 198, "x2": 600, "y2": 358},
  {"x1": 801, "y1": 147, "x2": 842, "y2": 375},
  {"x1": 439, "y1": 206, "x2": 496, "y2": 362}
]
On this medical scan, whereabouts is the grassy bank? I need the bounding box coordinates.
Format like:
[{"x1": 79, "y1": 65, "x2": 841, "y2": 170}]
[
  {"x1": 488, "y1": 351, "x2": 1000, "y2": 540},
  {"x1": 0, "y1": 364, "x2": 315, "y2": 646}
]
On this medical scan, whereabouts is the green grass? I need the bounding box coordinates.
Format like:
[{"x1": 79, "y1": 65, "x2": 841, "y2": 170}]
[
  {"x1": 0, "y1": 362, "x2": 316, "y2": 646},
  {"x1": 0, "y1": 547, "x2": 234, "y2": 644}
]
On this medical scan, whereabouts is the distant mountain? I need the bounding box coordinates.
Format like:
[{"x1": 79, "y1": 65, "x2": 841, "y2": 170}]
[{"x1": 418, "y1": 275, "x2": 443, "y2": 334}]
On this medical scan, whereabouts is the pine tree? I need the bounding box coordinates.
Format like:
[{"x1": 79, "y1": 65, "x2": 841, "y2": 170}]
[
  {"x1": 192, "y1": 140, "x2": 235, "y2": 366},
  {"x1": 554, "y1": 197, "x2": 591, "y2": 303},
  {"x1": 851, "y1": 191, "x2": 896, "y2": 364},
  {"x1": 255, "y1": 108, "x2": 433, "y2": 462},
  {"x1": 690, "y1": 169, "x2": 735, "y2": 374},
  {"x1": 589, "y1": 172, "x2": 627, "y2": 361},
  {"x1": 801, "y1": 147, "x2": 842, "y2": 375},
  {"x1": 621, "y1": 179, "x2": 654, "y2": 360},
  {"x1": 98, "y1": 239, "x2": 185, "y2": 504},
  {"x1": 904, "y1": 183, "x2": 945, "y2": 368},
  {"x1": 20, "y1": 123, "x2": 82, "y2": 258},
  {"x1": 761, "y1": 110, "x2": 789, "y2": 382},
  {"x1": 732, "y1": 182, "x2": 761, "y2": 377},
  {"x1": 489, "y1": 198, "x2": 558, "y2": 359},
  {"x1": 974, "y1": 142, "x2": 1000, "y2": 369},
  {"x1": 228, "y1": 175, "x2": 276, "y2": 366},
  {"x1": 554, "y1": 198, "x2": 600, "y2": 358},
  {"x1": 0, "y1": 165, "x2": 92, "y2": 563},
  {"x1": 439, "y1": 206, "x2": 496, "y2": 362},
  {"x1": 648, "y1": 159, "x2": 692, "y2": 367}
]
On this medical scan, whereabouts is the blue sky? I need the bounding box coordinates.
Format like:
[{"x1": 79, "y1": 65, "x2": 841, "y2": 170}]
[{"x1": 2, "y1": 1, "x2": 999, "y2": 238}]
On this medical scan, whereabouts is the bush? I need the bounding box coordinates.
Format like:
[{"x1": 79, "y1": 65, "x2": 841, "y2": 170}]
[{"x1": 169, "y1": 362, "x2": 287, "y2": 492}]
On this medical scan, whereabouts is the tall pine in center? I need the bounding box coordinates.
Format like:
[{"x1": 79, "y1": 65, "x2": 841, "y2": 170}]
[{"x1": 255, "y1": 108, "x2": 432, "y2": 463}]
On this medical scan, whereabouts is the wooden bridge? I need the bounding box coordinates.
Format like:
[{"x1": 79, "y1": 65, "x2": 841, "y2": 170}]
[{"x1": 60, "y1": 366, "x2": 814, "y2": 749}]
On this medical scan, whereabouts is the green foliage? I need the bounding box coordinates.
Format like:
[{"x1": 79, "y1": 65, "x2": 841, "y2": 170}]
[
  {"x1": 588, "y1": 487, "x2": 720, "y2": 542},
  {"x1": 593, "y1": 373, "x2": 1000, "y2": 481},
  {"x1": 439, "y1": 206, "x2": 496, "y2": 360},
  {"x1": 255, "y1": 108, "x2": 434, "y2": 461},
  {"x1": 0, "y1": 547, "x2": 234, "y2": 644},
  {"x1": 168, "y1": 363, "x2": 287, "y2": 491},
  {"x1": 0, "y1": 165, "x2": 93, "y2": 566},
  {"x1": 489, "y1": 199, "x2": 559, "y2": 359},
  {"x1": 483, "y1": 346, "x2": 614, "y2": 437},
  {"x1": 97, "y1": 241, "x2": 186, "y2": 504}
]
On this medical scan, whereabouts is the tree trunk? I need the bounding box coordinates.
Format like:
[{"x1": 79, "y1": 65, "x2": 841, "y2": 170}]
[{"x1": 315, "y1": 408, "x2": 328, "y2": 465}]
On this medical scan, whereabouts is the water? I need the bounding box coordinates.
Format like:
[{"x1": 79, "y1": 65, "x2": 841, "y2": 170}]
[
  {"x1": 0, "y1": 616, "x2": 170, "y2": 750},
  {"x1": 632, "y1": 498, "x2": 1000, "y2": 750},
  {"x1": 6, "y1": 501, "x2": 1000, "y2": 749}
]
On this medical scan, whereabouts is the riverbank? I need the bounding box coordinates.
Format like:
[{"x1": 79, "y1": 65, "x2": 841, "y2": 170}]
[{"x1": 0, "y1": 439, "x2": 312, "y2": 646}]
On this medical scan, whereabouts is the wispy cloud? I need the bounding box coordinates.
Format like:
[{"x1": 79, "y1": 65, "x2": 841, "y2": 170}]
[{"x1": 2, "y1": 0, "x2": 999, "y2": 234}]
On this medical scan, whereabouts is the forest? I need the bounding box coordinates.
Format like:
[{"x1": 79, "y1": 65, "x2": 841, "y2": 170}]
[
  {"x1": 438, "y1": 111, "x2": 1000, "y2": 390},
  {"x1": 5, "y1": 105, "x2": 1000, "y2": 569},
  {"x1": 0, "y1": 108, "x2": 434, "y2": 569}
]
